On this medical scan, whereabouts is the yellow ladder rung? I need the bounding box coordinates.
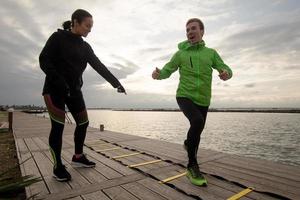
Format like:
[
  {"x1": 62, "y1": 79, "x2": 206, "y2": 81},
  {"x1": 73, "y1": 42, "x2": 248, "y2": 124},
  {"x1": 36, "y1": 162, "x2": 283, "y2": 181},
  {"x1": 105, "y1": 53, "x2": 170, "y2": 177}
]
[
  {"x1": 227, "y1": 188, "x2": 254, "y2": 200},
  {"x1": 113, "y1": 152, "x2": 142, "y2": 159},
  {"x1": 96, "y1": 147, "x2": 122, "y2": 152},
  {"x1": 128, "y1": 160, "x2": 162, "y2": 168},
  {"x1": 159, "y1": 172, "x2": 187, "y2": 183}
]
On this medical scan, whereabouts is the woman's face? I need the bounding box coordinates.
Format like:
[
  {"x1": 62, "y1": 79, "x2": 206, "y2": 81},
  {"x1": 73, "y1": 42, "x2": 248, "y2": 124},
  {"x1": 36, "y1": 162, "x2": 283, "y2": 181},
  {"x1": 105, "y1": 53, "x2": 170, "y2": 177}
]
[{"x1": 73, "y1": 17, "x2": 93, "y2": 37}]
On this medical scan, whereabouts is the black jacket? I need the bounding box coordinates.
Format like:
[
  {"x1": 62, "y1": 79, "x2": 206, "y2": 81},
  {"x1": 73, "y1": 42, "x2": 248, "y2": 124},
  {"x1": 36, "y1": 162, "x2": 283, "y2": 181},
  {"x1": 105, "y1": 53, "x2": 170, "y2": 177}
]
[{"x1": 39, "y1": 29, "x2": 121, "y2": 96}]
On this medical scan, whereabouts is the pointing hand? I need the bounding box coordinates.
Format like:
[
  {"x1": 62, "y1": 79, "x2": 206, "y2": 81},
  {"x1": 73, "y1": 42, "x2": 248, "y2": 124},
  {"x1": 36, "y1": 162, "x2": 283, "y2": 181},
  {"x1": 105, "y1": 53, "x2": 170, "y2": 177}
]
[{"x1": 117, "y1": 85, "x2": 127, "y2": 95}]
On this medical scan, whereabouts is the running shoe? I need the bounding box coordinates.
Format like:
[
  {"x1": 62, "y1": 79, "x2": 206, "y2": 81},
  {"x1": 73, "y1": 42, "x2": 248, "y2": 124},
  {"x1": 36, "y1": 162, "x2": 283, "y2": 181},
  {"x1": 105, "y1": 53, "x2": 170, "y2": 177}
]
[
  {"x1": 53, "y1": 165, "x2": 71, "y2": 182},
  {"x1": 186, "y1": 165, "x2": 207, "y2": 186},
  {"x1": 71, "y1": 154, "x2": 96, "y2": 168}
]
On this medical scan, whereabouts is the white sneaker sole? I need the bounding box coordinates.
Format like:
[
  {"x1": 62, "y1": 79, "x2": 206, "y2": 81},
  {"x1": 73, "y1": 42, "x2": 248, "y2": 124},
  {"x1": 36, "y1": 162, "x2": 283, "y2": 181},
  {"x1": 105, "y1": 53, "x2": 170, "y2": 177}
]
[{"x1": 53, "y1": 175, "x2": 71, "y2": 182}]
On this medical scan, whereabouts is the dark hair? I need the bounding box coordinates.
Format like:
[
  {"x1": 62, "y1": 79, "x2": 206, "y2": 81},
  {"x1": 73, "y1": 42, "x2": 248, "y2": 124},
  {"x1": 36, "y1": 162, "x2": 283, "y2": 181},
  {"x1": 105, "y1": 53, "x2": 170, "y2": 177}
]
[
  {"x1": 62, "y1": 9, "x2": 93, "y2": 30},
  {"x1": 186, "y1": 18, "x2": 204, "y2": 30}
]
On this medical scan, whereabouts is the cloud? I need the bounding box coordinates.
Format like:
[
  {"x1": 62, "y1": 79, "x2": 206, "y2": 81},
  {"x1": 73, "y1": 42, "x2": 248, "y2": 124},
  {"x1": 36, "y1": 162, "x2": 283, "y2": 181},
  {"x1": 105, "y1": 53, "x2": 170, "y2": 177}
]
[
  {"x1": 1, "y1": 0, "x2": 300, "y2": 108},
  {"x1": 244, "y1": 83, "x2": 255, "y2": 88}
]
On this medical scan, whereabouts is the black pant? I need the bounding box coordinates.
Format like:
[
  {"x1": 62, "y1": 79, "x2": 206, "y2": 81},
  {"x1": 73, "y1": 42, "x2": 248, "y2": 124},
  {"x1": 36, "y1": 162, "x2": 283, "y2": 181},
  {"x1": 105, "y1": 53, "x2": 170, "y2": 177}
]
[
  {"x1": 177, "y1": 97, "x2": 208, "y2": 167},
  {"x1": 44, "y1": 91, "x2": 89, "y2": 168}
]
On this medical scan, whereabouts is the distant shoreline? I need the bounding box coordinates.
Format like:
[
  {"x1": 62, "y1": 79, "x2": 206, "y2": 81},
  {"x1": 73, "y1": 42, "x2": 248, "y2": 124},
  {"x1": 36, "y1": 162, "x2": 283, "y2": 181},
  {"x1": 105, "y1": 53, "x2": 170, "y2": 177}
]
[{"x1": 86, "y1": 108, "x2": 300, "y2": 113}]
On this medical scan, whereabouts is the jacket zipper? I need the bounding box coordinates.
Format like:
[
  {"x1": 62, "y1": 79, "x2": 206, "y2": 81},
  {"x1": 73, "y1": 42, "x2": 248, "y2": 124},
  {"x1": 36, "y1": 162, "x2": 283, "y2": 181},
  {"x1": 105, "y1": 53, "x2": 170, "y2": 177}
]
[{"x1": 189, "y1": 57, "x2": 194, "y2": 68}]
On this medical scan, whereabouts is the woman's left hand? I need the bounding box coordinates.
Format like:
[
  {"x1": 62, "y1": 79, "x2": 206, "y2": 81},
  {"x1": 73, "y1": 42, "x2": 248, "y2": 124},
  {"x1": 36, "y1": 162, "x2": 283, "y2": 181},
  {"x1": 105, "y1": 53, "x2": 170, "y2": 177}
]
[{"x1": 117, "y1": 85, "x2": 127, "y2": 95}]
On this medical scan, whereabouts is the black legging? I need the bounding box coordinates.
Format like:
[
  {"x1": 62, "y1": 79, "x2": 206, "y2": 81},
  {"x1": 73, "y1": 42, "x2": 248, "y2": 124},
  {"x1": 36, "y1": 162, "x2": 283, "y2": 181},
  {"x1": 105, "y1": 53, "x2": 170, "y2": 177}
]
[
  {"x1": 177, "y1": 97, "x2": 208, "y2": 167},
  {"x1": 44, "y1": 91, "x2": 89, "y2": 168}
]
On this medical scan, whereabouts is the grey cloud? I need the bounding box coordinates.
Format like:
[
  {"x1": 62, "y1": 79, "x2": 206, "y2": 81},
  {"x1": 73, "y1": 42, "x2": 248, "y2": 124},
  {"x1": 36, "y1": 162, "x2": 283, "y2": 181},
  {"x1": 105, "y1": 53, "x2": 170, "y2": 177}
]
[
  {"x1": 1, "y1": 1, "x2": 45, "y2": 41},
  {"x1": 82, "y1": 55, "x2": 140, "y2": 87},
  {"x1": 220, "y1": 20, "x2": 300, "y2": 57},
  {"x1": 139, "y1": 47, "x2": 163, "y2": 54},
  {"x1": 244, "y1": 83, "x2": 255, "y2": 88},
  {"x1": 152, "y1": 53, "x2": 173, "y2": 62},
  {"x1": 0, "y1": 1, "x2": 45, "y2": 106},
  {"x1": 284, "y1": 65, "x2": 300, "y2": 71},
  {"x1": 108, "y1": 54, "x2": 140, "y2": 78}
]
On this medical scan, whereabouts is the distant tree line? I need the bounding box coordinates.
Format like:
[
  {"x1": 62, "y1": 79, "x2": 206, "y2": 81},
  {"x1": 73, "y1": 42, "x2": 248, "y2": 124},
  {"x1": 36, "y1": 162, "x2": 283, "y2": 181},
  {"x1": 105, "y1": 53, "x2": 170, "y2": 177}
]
[{"x1": 0, "y1": 105, "x2": 46, "y2": 111}]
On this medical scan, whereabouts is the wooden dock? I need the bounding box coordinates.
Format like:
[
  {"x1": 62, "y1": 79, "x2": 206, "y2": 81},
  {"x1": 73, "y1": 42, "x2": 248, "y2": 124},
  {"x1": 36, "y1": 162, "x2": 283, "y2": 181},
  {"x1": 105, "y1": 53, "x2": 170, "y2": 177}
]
[{"x1": 12, "y1": 112, "x2": 300, "y2": 200}]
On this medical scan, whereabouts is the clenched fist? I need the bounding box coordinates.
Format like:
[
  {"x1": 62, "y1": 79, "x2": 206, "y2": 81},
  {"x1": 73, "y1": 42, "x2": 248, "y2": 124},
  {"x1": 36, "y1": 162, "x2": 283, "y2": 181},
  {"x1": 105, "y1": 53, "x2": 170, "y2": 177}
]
[{"x1": 152, "y1": 67, "x2": 160, "y2": 79}]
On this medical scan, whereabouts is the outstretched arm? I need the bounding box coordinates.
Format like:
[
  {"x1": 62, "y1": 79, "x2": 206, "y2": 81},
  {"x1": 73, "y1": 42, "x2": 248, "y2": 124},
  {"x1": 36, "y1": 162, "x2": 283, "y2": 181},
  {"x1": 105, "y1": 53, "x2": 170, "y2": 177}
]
[
  {"x1": 152, "y1": 51, "x2": 180, "y2": 80},
  {"x1": 86, "y1": 43, "x2": 126, "y2": 94},
  {"x1": 212, "y1": 50, "x2": 233, "y2": 81}
]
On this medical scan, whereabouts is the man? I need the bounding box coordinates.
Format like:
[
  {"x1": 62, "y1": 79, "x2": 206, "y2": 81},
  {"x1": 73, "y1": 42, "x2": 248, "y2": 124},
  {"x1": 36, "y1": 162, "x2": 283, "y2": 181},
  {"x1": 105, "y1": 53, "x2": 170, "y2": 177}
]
[{"x1": 152, "y1": 18, "x2": 232, "y2": 186}]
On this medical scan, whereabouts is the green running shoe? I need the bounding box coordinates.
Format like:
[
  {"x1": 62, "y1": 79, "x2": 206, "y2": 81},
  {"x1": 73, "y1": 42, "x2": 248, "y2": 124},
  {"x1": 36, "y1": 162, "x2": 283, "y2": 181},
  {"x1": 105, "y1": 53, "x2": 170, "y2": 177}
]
[{"x1": 186, "y1": 165, "x2": 207, "y2": 186}]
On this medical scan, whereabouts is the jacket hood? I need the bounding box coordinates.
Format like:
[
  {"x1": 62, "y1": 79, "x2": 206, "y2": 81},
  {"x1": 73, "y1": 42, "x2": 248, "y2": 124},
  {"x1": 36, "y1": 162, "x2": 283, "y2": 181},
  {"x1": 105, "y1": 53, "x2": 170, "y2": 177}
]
[
  {"x1": 57, "y1": 29, "x2": 83, "y2": 41},
  {"x1": 178, "y1": 40, "x2": 205, "y2": 50}
]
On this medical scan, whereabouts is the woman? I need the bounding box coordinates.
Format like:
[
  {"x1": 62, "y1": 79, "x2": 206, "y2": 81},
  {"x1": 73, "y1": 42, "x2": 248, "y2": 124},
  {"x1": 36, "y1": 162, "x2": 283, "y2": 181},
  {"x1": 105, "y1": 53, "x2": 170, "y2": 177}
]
[
  {"x1": 39, "y1": 9, "x2": 126, "y2": 182},
  {"x1": 152, "y1": 18, "x2": 232, "y2": 186}
]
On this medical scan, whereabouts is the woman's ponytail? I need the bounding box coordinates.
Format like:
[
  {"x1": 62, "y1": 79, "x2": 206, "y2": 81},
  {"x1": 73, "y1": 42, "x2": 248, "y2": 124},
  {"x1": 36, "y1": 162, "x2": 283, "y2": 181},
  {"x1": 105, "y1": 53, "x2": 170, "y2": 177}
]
[{"x1": 62, "y1": 20, "x2": 72, "y2": 31}]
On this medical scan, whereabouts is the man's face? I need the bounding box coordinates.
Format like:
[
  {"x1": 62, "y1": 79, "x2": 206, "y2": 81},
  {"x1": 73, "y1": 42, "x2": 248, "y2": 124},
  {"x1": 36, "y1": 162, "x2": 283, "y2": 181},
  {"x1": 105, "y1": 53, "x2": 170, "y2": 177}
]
[{"x1": 186, "y1": 21, "x2": 203, "y2": 44}]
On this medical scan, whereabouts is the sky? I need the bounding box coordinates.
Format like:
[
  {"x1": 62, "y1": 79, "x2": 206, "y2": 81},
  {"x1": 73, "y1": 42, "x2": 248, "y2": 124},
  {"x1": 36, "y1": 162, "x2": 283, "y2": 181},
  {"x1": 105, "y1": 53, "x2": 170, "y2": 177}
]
[{"x1": 0, "y1": 0, "x2": 300, "y2": 109}]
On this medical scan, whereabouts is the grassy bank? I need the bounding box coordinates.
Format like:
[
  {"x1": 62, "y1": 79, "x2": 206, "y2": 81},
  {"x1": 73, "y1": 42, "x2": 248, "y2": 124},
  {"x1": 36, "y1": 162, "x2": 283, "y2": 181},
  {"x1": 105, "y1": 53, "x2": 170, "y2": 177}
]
[{"x1": 0, "y1": 111, "x2": 26, "y2": 199}]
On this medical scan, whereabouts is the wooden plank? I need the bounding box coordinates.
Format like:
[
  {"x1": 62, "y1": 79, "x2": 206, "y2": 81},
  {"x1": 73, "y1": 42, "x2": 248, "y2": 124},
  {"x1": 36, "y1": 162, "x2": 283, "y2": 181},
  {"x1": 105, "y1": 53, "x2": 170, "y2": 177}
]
[
  {"x1": 16, "y1": 138, "x2": 28, "y2": 153},
  {"x1": 103, "y1": 186, "x2": 139, "y2": 200},
  {"x1": 91, "y1": 130, "x2": 147, "y2": 143},
  {"x1": 32, "y1": 137, "x2": 49, "y2": 151},
  {"x1": 40, "y1": 173, "x2": 144, "y2": 200},
  {"x1": 43, "y1": 150, "x2": 91, "y2": 190},
  {"x1": 83, "y1": 147, "x2": 136, "y2": 176},
  {"x1": 61, "y1": 148, "x2": 107, "y2": 183},
  {"x1": 226, "y1": 155, "x2": 300, "y2": 175},
  {"x1": 32, "y1": 151, "x2": 71, "y2": 194},
  {"x1": 170, "y1": 178, "x2": 227, "y2": 200},
  {"x1": 20, "y1": 152, "x2": 49, "y2": 197},
  {"x1": 80, "y1": 149, "x2": 124, "y2": 180},
  {"x1": 201, "y1": 162, "x2": 298, "y2": 199},
  {"x1": 24, "y1": 138, "x2": 40, "y2": 151},
  {"x1": 205, "y1": 172, "x2": 280, "y2": 200},
  {"x1": 82, "y1": 190, "x2": 111, "y2": 200},
  {"x1": 216, "y1": 155, "x2": 300, "y2": 181},
  {"x1": 138, "y1": 178, "x2": 195, "y2": 200},
  {"x1": 122, "y1": 181, "x2": 167, "y2": 200},
  {"x1": 206, "y1": 160, "x2": 300, "y2": 189},
  {"x1": 149, "y1": 167, "x2": 241, "y2": 200}
]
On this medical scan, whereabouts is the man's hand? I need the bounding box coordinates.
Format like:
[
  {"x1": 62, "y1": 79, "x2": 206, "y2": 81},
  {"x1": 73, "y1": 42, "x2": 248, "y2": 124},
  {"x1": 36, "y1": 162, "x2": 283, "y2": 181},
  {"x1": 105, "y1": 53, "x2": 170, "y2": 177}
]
[
  {"x1": 152, "y1": 67, "x2": 160, "y2": 79},
  {"x1": 218, "y1": 70, "x2": 230, "y2": 81},
  {"x1": 117, "y1": 85, "x2": 127, "y2": 95}
]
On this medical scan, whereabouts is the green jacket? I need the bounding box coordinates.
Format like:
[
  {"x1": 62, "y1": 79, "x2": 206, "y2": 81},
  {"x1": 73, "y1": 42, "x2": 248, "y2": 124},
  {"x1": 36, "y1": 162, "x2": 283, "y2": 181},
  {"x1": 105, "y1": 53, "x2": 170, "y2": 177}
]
[{"x1": 158, "y1": 40, "x2": 232, "y2": 106}]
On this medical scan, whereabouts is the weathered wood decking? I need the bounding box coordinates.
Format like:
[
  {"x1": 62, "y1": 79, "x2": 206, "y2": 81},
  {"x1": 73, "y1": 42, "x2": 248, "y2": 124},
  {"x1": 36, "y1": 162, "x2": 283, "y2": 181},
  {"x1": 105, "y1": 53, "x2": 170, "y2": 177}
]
[{"x1": 12, "y1": 112, "x2": 300, "y2": 200}]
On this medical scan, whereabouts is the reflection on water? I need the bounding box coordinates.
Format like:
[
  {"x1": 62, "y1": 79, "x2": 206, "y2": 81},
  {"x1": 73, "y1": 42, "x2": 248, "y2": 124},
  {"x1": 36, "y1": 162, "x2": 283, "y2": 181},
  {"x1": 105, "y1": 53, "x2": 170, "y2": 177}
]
[{"x1": 41, "y1": 110, "x2": 300, "y2": 166}]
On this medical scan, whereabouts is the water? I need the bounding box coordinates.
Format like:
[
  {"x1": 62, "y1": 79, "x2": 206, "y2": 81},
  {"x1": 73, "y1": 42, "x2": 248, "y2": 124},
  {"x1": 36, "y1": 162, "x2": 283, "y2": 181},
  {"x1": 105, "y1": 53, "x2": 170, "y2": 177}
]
[{"x1": 41, "y1": 110, "x2": 300, "y2": 166}]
